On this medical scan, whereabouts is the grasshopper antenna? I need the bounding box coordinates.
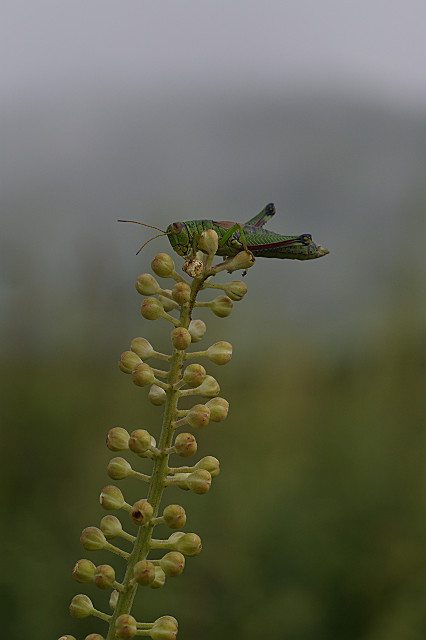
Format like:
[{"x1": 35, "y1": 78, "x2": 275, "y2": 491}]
[{"x1": 118, "y1": 219, "x2": 171, "y2": 255}]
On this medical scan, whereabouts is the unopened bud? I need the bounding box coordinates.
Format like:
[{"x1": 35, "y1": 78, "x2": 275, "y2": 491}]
[
  {"x1": 69, "y1": 594, "x2": 94, "y2": 618},
  {"x1": 100, "y1": 515, "x2": 123, "y2": 538},
  {"x1": 174, "y1": 532, "x2": 202, "y2": 556},
  {"x1": 183, "y1": 258, "x2": 204, "y2": 278},
  {"x1": 225, "y1": 280, "x2": 248, "y2": 301},
  {"x1": 195, "y1": 455, "x2": 220, "y2": 477},
  {"x1": 149, "y1": 566, "x2": 166, "y2": 589},
  {"x1": 130, "y1": 337, "x2": 154, "y2": 360},
  {"x1": 106, "y1": 427, "x2": 129, "y2": 451},
  {"x1": 158, "y1": 290, "x2": 176, "y2": 312},
  {"x1": 163, "y1": 504, "x2": 187, "y2": 529},
  {"x1": 149, "y1": 384, "x2": 167, "y2": 405},
  {"x1": 136, "y1": 273, "x2": 160, "y2": 296},
  {"x1": 151, "y1": 253, "x2": 175, "y2": 278},
  {"x1": 197, "y1": 375, "x2": 220, "y2": 397},
  {"x1": 133, "y1": 560, "x2": 156, "y2": 586},
  {"x1": 207, "y1": 341, "x2": 232, "y2": 365},
  {"x1": 80, "y1": 527, "x2": 106, "y2": 551},
  {"x1": 141, "y1": 297, "x2": 165, "y2": 320},
  {"x1": 58, "y1": 636, "x2": 76, "y2": 640},
  {"x1": 115, "y1": 614, "x2": 137, "y2": 639},
  {"x1": 186, "y1": 404, "x2": 210, "y2": 429},
  {"x1": 174, "y1": 472, "x2": 191, "y2": 489},
  {"x1": 85, "y1": 634, "x2": 105, "y2": 640},
  {"x1": 100, "y1": 485, "x2": 125, "y2": 510},
  {"x1": 210, "y1": 295, "x2": 233, "y2": 317},
  {"x1": 172, "y1": 282, "x2": 191, "y2": 305},
  {"x1": 188, "y1": 319, "x2": 206, "y2": 342},
  {"x1": 205, "y1": 397, "x2": 229, "y2": 422},
  {"x1": 160, "y1": 551, "x2": 185, "y2": 577},
  {"x1": 132, "y1": 363, "x2": 155, "y2": 387},
  {"x1": 94, "y1": 564, "x2": 116, "y2": 589},
  {"x1": 170, "y1": 327, "x2": 191, "y2": 350},
  {"x1": 107, "y1": 457, "x2": 132, "y2": 480},
  {"x1": 186, "y1": 469, "x2": 212, "y2": 494},
  {"x1": 118, "y1": 351, "x2": 142, "y2": 374},
  {"x1": 183, "y1": 363, "x2": 206, "y2": 387},
  {"x1": 225, "y1": 250, "x2": 255, "y2": 272},
  {"x1": 129, "y1": 429, "x2": 152, "y2": 454},
  {"x1": 109, "y1": 590, "x2": 119, "y2": 610},
  {"x1": 130, "y1": 499, "x2": 153, "y2": 525},
  {"x1": 72, "y1": 559, "x2": 96, "y2": 583},
  {"x1": 151, "y1": 620, "x2": 178, "y2": 640},
  {"x1": 198, "y1": 229, "x2": 219, "y2": 255},
  {"x1": 174, "y1": 432, "x2": 197, "y2": 457}
]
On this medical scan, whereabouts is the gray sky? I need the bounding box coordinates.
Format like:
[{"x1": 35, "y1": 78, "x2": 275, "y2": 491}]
[{"x1": 1, "y1": 0, "x2": 426, "y2": 107}]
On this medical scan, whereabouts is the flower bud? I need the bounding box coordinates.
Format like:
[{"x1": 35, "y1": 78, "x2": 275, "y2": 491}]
[
  {"x1": 129, "y1": 429, "x2": 152, "y2": 454},
  {"x1": 198, "y1": 229, "x2": 219, "y2": 255},
  {"x1": 183, "y1": 363, "x2": 206, "y2": 387},
  {"x1": 69, "y1": 594, "x2": 93, "y2": 619},
  {"x1": 106, "y1": 427, "x2": 129, "y2": 451},
  {"x1": 94, "y1": 564, "x2": 116, "y2": 589},
  {"x1": 107, "y1": 457, "x2": 132, "y2": 480},
  {"x1": 205, "y1": 397, "x2": 229, "y2": 422},
  {"x1": 173, "y1": 472, "x2": 191, "y2": 489},
  {"x1": 118, "y1": 351, "x2": 142, "y2": 374},
  {"x1": 197, "y1": 375, "x2": 220, "y2": 397},
  {"x1": 210, "y1": 296, "x2": 233, "y2": 317},
  {"x1": 188, "y1": 318, "x2": 206, "y2": 342},
  {"x1": 100, "y1": 485, "x2": 125, "y2": 510},
  {"x1": 132, "y1": 362, "x2": 155, "y2": 387},
  {"x1": 130, "y1": 499, "x2": 153, "y2": 525},
  {"x1": 174, "y1": 432, "x2": 197, "y2": 457},
  {"x1": 109, "y1": 590, "x2": 119, "y2": 610},
  {"x1": 195, "y1": 456, "x2": 220, "y2": 477},
  {"x1": 141, "y1": 297, "x2": 165, "y2": 320},
  {"x1": 224, "y1": 250, "x2": 255, "y2": 272},
  {"x1": 174, "y1": 533, "x2": 202, "y2": 556},
  {"x1": 186, "y1": 469, "x2": 212, "y2": 494},
  {"x1": 182, "y1": 258, "x2": 204, "y2": 278},
  {"x1": 207, "y1": 341, "x2": 232, "y2": 365},
  {"x1": 136, "y1": 273, "x2": 160, "y2": 296},
  {"x1": 186, "y1": 404, "x2": 210, "y2": 429},
  {"x1": 172, "y1": 282, "x2": 191, "y2": 305},
  {"x1": 149, "y1": 566, "x2": 166, "y2": 589},
  {"x1": 160, "y1": 551, "x2": 185, "y2": 577},
  {"x1": 154, "y1": 616, "x2": 178, "y2": 630},
  {"x1": 170, "y1": 327, "x2": 191, "y2": 350},
  {"x1": 58, "y1": 636, "x2": 76, "y2": 640},
  {"x1": 85, "y1": 634, "x2": 105, "y2": 640},
  {"x1": 151, "y1": 619, "x2": 178, "y2": 640},
  {"x1": 80, "y1": 527, "x2": 106, "y2": 551},
  {"x1": 149, "y1": 384, "x2": 167, "y2": 405},
  {"x1": 115, "y1": 614, "x2": 137, "y2": 639},
  {"x1": 100, "y1": 515, "x2": 123, "y2": 538},
  {"x1": 130, "y1": 337, "x2": 154, "y2": 360},
  {"x1": 133, "y1": 560, "x2": 156, "y2": 586},
  {"x1": 158, "y1": 292, "x2": 176, "y2": 312},
  {"x1": 72, "y1": 559, "x2": 96, "y2": 583},
  {"x1": 151, "y1": 253, "x2": 175, "y2": 278},
  {"x1": 163, "y1": 504, "x2": 187, "y2": 529},
  {"x1": 225, "y1": 280, "x2": 248, "y2": 301},
  {"x1": 168, "y1": 531, "x2": 185, "y2": 544}
]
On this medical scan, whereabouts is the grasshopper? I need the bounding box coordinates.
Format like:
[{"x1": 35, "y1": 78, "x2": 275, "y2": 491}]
[{"x1": 119, "y1": 202, "x2": 329, "y2": 261}]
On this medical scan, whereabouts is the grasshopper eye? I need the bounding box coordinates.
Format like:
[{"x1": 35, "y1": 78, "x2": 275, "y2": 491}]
[
  {"x1": 300, "y1": 234, "x2": 312, "y2": 245},
  {"x1": 171, "y1": 222, "x2": 182, "y2": 234}
]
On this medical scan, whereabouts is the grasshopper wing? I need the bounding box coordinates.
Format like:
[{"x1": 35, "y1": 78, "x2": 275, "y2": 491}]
[{"x1": 245, "y1": 202, "x2": 276, "y2": 228}]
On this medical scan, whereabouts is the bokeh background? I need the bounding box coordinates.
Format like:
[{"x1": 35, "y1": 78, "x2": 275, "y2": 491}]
[{"x1": 1, "y1": 2, "x2": 426, "y2": 639}]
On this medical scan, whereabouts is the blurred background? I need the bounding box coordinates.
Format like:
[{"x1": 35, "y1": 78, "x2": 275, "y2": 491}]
[{"x1": 1, "y1": 2, "x2": 425, "y2": 639}]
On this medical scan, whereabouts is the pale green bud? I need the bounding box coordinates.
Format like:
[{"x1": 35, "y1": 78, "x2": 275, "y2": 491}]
[
  {"x1": 141, "y1": 297, "x2": 164, "y2": 320},
  {"x1": 198, "y1": 229, "x2": 219, "y2": 255},
  {"x1": 154, "y1": 616, "x2": 178, "y2": 629},
  {"x1": 207, "y1": 341, "x2": 232, "y2": 365},
  {"x1": 170, "y1": 326, "x2": 192, "y2": 350},
  {"x1": 129, "y1": 429, "x2": 152, "y2": 453},
  {"x1": 149, "y1": 566, "x2": 166, "y2": 589},
  {"x1": 85, "y1": 634, "x2": 105, "y2": 640},
  {"x1": 167, "y1": 531, "x2": 186, "y2": 545},
  {"x1": 69, "y1": 594, "x2": 93, "y2": 619},
  {"x1": 188, "y1": 318, "x2": 206, "y2": 342},
  {"x1": 174, "y1": 532, "x2": 202, "y2": 556},
  {"x1": 151, "y1": 253, "x2": 175, "y2": 278},
  {"x1": 163, "y1": 504, "x2": 187, "y2": 529},
  {"x1": 186, "y1": 404, "x2": 210, "y2": 429},
  {"x1": 172, "y1": 282, "x2": 191, "y2": 305},
  {"x1": 72, "y1": 559, "x2": 96, "y2": 583},
  {"x1": 174, "y1": 432, "x2": 197, "y2": 457},
  {"x1": 58, "y1": 636, "x2": 76, "y2": 640},
  {"x1": 136, "y1": 273, "x2": 160, "y2": 296},
  {"x1": 224, "y1": 250, "x2": 255, "y2": 272},
  {"x1": 106, "y1": 427, "x2": 129, "y2": 451},
  {"x1": 186, "y1": 469, "x2": 212, "y2": 494},
  {"x1": 158, "y1": 290, "x2": 176, "y2": 312},
  {"x1": 149, "y1": 384, "x2": 167, "y2": 405},
  {"x1": 151, "y1": 621, "x2": 178, "y2": 640},
  {"x1": 183, "y1": 363, "x2": 206, "y2": 387},
  {"x1": 130, "y1": 499, "x2": 153, "y2": 525},
  {"x1": 173, "y1": 472, "x2": 191, "y2": 489},
  {"x1": 100, "y1": 515, "x2": 123, "y2": 539},
  {"x1": 205, "y1": 397, "x2": 229, "y2": 422},
  {"x1": 160, "y1": 551, "x2": 185, "y2": 577},
  {"x1": 107, "y1": 457, "x2": 132, "y2": 480},
  {"x1": 80, "y1": 527, "x2": 106, "y2": 551},
  {"x1": 225, "y1": 280, "x2": 248, "y2": 301},
  {"x1": 197, "y1": 375, "x2": 220, "y2": 397},
  {"x1": 100, "y1": 485, "x2": 125, "y2": 510},
  {"x1": 195, "y1": 455, "x2": 220, "y2": 477},
  {"x1": 115, "y1": 614, "x2": 137, "y2": 639},
  {"x1": 133, "y1": 560, "x2": 156, "y2": 586},
  {"x1": 130, "y1": 337, "x2": 154, "y2": 360},
  {"x1": 210, "y1": 296, "x2": 233, "y2": 317},
  {"x1": 94, "y1": 564, "x2": 116, "y2": 589},
  {"x1": 118, "y1": 351, "x2": 142, "y2": 374},
  {"x1": 109, "y1": 590, "x2": 119, "y2": 610},
  {"x1": 132, "y1": 362, "x2": 155, "y2": 387}
]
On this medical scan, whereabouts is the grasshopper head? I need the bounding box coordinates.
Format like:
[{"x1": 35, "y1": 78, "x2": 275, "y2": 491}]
[{"x1": 166, "y1": 222, "x2": 191, "y2": 257}]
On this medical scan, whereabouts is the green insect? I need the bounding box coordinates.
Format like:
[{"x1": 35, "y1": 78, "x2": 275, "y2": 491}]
[{"x1": 119, "y1": 202, "x2": 329, "y2": 260}]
